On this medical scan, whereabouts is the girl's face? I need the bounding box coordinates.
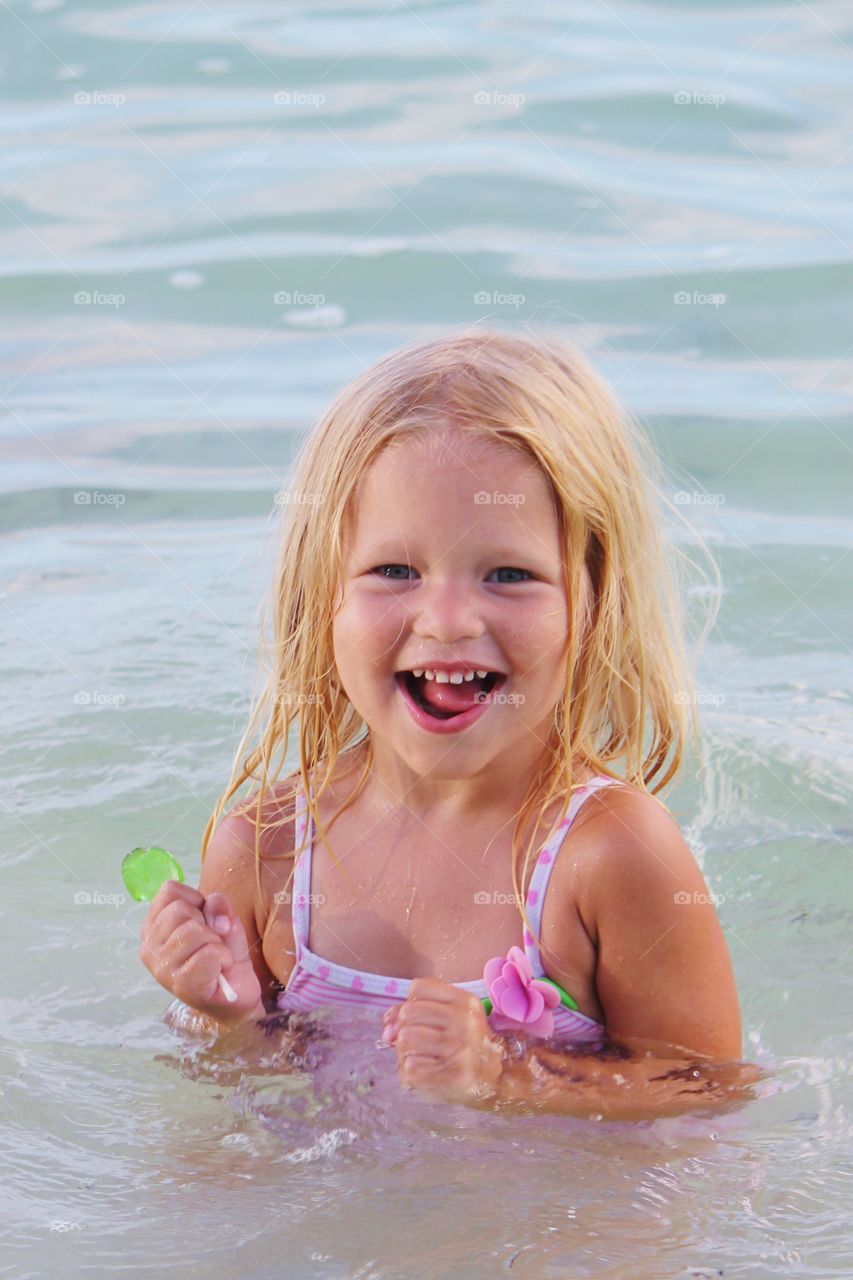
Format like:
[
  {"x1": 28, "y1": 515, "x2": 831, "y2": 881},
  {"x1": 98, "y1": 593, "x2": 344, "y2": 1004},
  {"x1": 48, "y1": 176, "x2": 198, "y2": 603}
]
[{"x1": 332, "y1": 432, "x2": 571, "y2": 788}]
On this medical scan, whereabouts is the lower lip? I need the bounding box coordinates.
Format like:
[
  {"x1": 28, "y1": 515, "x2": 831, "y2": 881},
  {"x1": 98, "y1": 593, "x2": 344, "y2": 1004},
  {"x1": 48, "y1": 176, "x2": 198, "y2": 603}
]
[{"x1": 395, "y1": 673, "x2": 504, "y2": 736}]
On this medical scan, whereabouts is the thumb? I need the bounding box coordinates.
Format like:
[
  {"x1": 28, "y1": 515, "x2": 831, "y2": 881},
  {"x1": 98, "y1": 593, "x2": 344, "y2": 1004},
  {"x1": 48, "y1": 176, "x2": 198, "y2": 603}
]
[{"x1": 203, "y1": 893, "x2": 250, "y2": 966}]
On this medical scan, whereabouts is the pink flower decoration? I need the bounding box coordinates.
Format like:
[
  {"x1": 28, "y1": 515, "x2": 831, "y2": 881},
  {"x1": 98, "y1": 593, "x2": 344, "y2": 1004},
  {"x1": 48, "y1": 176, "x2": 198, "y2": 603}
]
[{"x1": 483, "y1": 945, "x2": 560, "y2": 1037}]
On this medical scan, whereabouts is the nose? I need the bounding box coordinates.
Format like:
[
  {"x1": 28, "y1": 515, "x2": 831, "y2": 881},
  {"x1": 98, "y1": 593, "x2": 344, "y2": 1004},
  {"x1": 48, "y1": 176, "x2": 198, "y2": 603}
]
[{"x1": 411, "y1": 575, "x2": 486, "y2": 645}]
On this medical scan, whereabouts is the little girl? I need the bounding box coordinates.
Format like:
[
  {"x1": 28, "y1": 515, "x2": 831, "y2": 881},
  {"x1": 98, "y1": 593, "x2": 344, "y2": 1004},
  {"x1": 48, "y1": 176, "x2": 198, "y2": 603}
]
[{"x1": 141, "y1": 329, "x2": 759, "y2": 1119}]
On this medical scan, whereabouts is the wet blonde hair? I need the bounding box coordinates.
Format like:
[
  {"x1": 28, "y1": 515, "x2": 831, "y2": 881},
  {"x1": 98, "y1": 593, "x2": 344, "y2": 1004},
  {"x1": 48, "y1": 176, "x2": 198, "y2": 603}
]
[{"x1": 201, "y1": 328, "x2": 719, "y2": 953}]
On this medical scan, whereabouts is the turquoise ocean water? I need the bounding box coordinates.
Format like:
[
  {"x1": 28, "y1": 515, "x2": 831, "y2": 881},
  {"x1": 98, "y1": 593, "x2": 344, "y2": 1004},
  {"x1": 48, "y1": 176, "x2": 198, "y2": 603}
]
[{"x1": 1, "y1": 1, "x2": 852, "y2": 1276}]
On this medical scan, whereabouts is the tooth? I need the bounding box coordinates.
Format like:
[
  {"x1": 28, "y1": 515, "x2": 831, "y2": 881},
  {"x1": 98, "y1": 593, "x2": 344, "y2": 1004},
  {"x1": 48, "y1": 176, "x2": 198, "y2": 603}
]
[
  {"x1": 434, "y1": 671, "x2": 450, "y2": 683},
  {"x1": 449, "y1": 672, "x2": 464, "y2": 684},
  {"x1": 463, "y1": 671, "x2": 474, "y2": 681},
  {"x1": 424, "y1": 670, "x2": 435, "y2": 680},
  {"x1": 412, "y1": 670, "x2": 424, "y2": 677},
  {"x1": 475, "y1": 669, "x2": 489, "y2": 678}
]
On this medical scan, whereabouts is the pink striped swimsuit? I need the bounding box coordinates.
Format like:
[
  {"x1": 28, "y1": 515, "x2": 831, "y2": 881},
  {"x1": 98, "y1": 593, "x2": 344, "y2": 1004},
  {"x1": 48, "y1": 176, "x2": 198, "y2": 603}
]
[{"x1": 275, "y1": 775, "x2": 622, "y2": 1047}]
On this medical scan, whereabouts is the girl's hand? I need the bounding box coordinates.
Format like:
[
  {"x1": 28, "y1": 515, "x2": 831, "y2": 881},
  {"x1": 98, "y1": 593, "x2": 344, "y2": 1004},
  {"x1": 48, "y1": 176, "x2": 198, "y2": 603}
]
[
  {"x1": 140, "y1": 880, "x2": 263, "y2": 1023},
  {"x1": 382, "y1": 977, "x2": 505, "y2": 1105}
]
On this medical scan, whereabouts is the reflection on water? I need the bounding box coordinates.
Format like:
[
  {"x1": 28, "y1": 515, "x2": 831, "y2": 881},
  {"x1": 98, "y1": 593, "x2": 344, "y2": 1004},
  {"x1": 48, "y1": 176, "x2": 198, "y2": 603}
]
[{"x1": 122, "y1": 1006, "x2": 834, "y2": 1280}]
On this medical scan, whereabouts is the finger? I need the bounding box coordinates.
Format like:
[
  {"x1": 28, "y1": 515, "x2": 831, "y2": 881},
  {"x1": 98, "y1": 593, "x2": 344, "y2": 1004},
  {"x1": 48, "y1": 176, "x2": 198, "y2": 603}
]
[
  {"x1": 151, "y1": 879, "x2": 204, "y2": 914},
  {"x1": 381, "y1": 1006, "x2": 401, "y2": 1044},
  {"x1": 143, "y1": 897, "x2": 200, "y2": 952},
  {"x1": 395, "y1": 1023, "x2": 446, "y2": 1057},
  {"x1": 396, "y1": 1001, "x2": 460, "y2": 1033},
  {"x1": 202, "y1": 892, "x2": 234, "y2": 936},
  {"x1": 174, "y1": 940, "x2": 236, "y2": 1003},
  {"x1": 164, "y1": 918, "x2": 225, "y2": 971},
  {"x1": 399, "y1": 1053, "x2": 444, "y2": 1089},
  {"x1": 407, "y1": 977, "x2": 461, "y2": 1005},
  {"x1": 202, "y1": 896, "x2": 252, "y2": 967}
]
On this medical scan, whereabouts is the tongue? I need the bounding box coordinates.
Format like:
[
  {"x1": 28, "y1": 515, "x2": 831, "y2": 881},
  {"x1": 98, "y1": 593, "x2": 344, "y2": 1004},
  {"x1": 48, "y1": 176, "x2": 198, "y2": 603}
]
[{"x1": 420, "y1": 676, "x2": 484, "y2": 714}]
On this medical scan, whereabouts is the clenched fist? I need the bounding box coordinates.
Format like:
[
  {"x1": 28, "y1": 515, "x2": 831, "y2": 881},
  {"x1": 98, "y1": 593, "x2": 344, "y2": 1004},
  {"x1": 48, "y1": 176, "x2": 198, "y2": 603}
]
[
  {"x1": 382, "y1": 977, "x2": 505, "y2": 1105},
  {"x1": 140, "y1": 880, "x2": 263, "y2": 1025}
]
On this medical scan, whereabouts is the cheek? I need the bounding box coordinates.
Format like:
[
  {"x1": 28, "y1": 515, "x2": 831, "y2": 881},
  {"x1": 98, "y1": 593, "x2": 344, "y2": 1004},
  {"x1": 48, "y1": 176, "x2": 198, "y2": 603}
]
[
  {"x1": 333, "y1": 591, "x2": 402, "y2": 676},
  {"x1": 508, "y1": 599, "x2": 569, "y2": 672}
]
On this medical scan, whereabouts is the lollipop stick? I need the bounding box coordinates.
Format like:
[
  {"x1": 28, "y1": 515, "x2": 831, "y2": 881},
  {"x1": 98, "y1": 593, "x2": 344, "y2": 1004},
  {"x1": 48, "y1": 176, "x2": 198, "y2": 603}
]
[{"x1": 218, "y1": 972, "x2": 238, "y2": 1003}]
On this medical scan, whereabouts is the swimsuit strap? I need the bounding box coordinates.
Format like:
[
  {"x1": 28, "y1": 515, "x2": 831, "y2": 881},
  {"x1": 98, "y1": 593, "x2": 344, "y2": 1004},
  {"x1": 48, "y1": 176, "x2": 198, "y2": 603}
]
[
  {"x1": 290, "y1": 783, "x2": 313, "y2": 959},
  {"x1": 522, "y1": 776, "x2": 623, "y2": 977}
]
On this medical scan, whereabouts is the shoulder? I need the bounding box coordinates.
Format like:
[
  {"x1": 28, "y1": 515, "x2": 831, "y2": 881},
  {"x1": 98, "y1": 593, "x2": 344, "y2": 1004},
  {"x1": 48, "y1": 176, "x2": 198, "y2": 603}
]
[
  {"x1": 573, "y1": 781, "x2": 702, "y2": 928},
  {"x1": 200, "y1": 777, "x2": 300, "y2": 918},
  {"x1": 571, "y1": 778, "x2": 712, "y2": 931},
  {"x1": 573, "y1": 781, "x2": 742, "y2": 1059}
]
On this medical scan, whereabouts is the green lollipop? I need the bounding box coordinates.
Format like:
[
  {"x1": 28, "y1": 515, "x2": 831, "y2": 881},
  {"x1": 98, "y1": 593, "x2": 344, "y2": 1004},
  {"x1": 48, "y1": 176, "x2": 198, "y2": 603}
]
[
  {"x1": 122, "y1": 845, "x2": 185, "y2": 902},
  {"x1": 122, "y1": 845, "x2": 238, "y2": 1002}
]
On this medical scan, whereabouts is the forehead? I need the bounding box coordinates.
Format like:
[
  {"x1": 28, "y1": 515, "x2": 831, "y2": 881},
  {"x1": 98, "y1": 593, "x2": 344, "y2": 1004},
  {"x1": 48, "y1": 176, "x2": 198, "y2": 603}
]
[
  {"x1": 355, "y1": 431, "x2": 549, "y2": 501},
  {"x1": 343, "y1": 429, "x2": 559, "y2": 546}
]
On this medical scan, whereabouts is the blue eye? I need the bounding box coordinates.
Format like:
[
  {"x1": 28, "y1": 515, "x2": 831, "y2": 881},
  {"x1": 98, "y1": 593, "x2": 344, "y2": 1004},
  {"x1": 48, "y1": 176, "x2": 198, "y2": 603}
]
[
  {"x1": 370, "y1": 565, "x2": 532, "y2": 583},
  {"x1": 488, "y1": 568, "x2": 532, "y2": 584},
  {"x1": 371, "y1": 565, "x2": 414, "y2": 580}
]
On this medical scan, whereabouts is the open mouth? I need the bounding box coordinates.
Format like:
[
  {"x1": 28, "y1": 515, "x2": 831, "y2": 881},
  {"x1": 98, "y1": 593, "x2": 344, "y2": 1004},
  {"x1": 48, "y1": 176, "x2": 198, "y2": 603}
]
[{"x1": 394, "y1": 670, "x2": 505, "y2": 721}]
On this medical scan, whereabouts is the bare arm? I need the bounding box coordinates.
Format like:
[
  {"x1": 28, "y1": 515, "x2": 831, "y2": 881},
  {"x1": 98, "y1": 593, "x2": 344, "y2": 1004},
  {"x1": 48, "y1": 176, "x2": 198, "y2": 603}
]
[
  {"x1": 489, "y1": 790, "x2": 763, "y2": 1119},
  {"x1": 489, "y1": 1042, "x2": 766, "y2": 1120}
]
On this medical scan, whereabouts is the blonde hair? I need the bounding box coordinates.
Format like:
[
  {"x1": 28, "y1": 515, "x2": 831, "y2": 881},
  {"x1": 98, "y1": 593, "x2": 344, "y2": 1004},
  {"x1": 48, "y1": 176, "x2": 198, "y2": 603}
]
[{"x1": 201, "y1": 328, "x2": 720, "y2": 954}]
